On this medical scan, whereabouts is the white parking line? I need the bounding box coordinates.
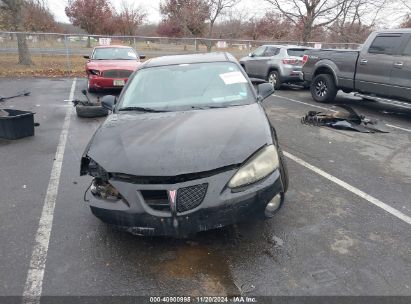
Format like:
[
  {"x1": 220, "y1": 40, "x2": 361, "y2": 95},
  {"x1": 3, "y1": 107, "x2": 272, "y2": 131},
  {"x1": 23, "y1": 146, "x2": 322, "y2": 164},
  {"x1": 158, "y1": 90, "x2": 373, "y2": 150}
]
[
  {"x1": 23, "y1": 78, "x2": 77, "y2": 304},
  {"x1": 386, "y1": 124, "x2": 411, "y2": 133},
  {"x1": 284, "y1": 151, "x2": 411, "y2": 226},
  {"x1": 273, "y1": 94, "x2": 337, "y2": 112}
]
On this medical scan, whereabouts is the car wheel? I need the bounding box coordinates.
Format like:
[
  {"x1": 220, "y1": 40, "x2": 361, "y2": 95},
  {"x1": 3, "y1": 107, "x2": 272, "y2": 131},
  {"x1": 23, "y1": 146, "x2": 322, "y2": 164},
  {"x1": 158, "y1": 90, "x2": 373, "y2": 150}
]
[
  {"x1": 87, "y1": 79, "x2": 96, "y2": 93},
  {"x1": 268, "y1": 71, "x2": 281, "y2": 90},
  {"x1": 310, "y1": 74, "x2": 337, "y2": 103},
  {"x1": 278, "y1": 148, "x2": 289, "y2": 193}
]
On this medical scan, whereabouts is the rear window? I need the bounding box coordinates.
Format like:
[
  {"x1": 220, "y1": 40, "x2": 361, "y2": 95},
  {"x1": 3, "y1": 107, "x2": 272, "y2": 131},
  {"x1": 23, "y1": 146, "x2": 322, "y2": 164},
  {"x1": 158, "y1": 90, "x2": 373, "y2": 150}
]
[
  {"x1": 286, "y1": 49, "x2": 309, "y2": 57},
  {"x1": 368, "y1": 35, "x2": 402, "y2": 55}
]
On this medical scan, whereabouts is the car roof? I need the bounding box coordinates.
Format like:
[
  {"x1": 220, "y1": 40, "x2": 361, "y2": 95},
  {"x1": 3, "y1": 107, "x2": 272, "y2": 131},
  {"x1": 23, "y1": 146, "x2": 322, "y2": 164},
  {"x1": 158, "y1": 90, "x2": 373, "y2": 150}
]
[
  {"x1": 94, "y1": 45, "x2": 134, "y2": 49},
  {"x1": 142, "y1": 52, "x2": 237, "y2": 68}
]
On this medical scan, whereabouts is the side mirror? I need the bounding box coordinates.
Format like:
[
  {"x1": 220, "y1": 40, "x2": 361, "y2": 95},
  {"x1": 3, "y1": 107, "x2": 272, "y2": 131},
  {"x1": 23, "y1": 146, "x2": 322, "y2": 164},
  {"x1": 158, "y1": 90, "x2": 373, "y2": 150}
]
[
  {"x1": 139, "y1": 54, "x2": 146, "y2": 60},
  {"x1": 249, "y1": 53, "x2": 255, "y2": 57},
  {"x1": 83, "y1": 55, "x2": 90, "y2": 59},
  {"x1": 257, "y1": 83, "x2": 274, "y2": 101},
  {"x1": 101, "y1": 95, "x2": 117, "y2": 111}
]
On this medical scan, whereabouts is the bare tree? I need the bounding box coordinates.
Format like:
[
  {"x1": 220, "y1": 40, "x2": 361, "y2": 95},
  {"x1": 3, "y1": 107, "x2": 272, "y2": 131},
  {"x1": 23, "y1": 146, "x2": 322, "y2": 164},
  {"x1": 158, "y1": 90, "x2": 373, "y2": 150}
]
[
  {"x1": 160, "y1": 0, "x2": 209, "y2": 37},
  {"x1": 329, "y1": 0, "x2": 386, "y2": 44},
  {"x1": 115, "y1": 0, "x2": 146, "y2": 36},
  {"x1": 265, "y1": 0, "x2": 351, "y2": 43},
  {"x1": 205, "y1": 0, "x2": 240, "y2": 50},
  {"x1": 0, "y1": 0, "x2": 33, "y2": 65}
]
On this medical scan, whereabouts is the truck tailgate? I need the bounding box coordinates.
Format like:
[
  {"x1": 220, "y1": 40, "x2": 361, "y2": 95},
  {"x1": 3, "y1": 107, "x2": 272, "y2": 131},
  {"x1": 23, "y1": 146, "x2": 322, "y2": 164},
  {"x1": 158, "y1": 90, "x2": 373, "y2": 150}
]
[{"x1": 304, "y1": 49, "x2": 359, "y2": 84}]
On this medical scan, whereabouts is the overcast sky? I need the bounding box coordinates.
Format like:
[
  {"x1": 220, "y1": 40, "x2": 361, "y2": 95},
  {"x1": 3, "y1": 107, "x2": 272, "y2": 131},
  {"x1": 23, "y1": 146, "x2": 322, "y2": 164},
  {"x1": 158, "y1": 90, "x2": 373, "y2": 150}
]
[{"x1": 48, "y1": 0, "x2": 404, "y2": 27}]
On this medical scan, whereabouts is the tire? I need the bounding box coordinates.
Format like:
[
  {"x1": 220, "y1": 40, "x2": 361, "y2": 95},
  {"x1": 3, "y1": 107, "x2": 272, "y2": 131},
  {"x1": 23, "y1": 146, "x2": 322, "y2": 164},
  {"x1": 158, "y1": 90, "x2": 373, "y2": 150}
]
[
  {"x1": 75, "y1": 105, "x2": 108, "y2": 118},
  {"x1": 268, "y1": 70, "x2": 282, "y2": 90},
  {"x1": 278, "y1": 148, "x2": 289, "y2": 193},
  {"x1": 310, "y1": 74, "x2": 337, "y2": 103}
]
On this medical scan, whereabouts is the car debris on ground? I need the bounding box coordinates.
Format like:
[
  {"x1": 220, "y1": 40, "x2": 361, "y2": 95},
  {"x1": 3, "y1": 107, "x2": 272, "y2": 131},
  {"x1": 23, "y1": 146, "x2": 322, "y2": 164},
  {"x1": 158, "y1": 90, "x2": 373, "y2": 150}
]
[
  {"x1": 301, "y1": 105, "x2": 389, "y2": 133},
  {"x1": 70, "y1": 90, "x2": 108, "y2": 118},
  {"x1": 0, "y1": 90, "x2": 30, "y2": 102}
]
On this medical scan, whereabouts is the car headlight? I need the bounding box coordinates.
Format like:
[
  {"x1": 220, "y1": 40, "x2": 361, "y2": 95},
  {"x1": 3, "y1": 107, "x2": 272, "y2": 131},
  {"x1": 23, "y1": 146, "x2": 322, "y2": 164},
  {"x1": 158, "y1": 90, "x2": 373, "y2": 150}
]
[
  {"x1": 228, "y1": 145, "x2": 279, "y2": 189},
  {"x1": 90, "y1": 178, "x2": 129, "y2": 206},
  {"x1": 89, "y1": 69, "x2": 100, "y2": 76}
]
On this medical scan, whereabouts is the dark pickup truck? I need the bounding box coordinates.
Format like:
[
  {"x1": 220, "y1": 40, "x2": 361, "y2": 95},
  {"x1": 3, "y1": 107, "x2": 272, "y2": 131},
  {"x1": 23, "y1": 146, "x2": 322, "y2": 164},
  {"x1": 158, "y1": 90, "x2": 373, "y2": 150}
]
[{"x1": 302, "y1": 29, "x2": 411, "y2": 103}]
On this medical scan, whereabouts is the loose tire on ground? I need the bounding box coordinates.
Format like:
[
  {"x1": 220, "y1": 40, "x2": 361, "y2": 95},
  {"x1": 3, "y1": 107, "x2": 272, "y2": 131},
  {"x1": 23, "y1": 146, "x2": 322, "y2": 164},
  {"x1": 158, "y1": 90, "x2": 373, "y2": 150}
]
[
  {"x1": 310, "y1": 74, "x2": 337, "y2": 103},
  {"x1": 268, "y1": 70, "x2": 282, "y2": 90},
  {"x1": 75, "y1": 105, "x2": 108, "y2": 118}
]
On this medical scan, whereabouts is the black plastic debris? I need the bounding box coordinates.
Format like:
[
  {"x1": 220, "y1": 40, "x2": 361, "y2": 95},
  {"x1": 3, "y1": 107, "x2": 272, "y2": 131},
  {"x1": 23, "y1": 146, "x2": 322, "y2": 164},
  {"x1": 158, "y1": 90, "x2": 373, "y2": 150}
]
[
  {"x1": 301, "y1": 105, "x2": 388, "y2": 133},
  {"x1": 0, "y1": 109, "x2": 35, "y2": 139},
  {"x1": 0, "y1": 90, "x2": 30, "y2": 102}
]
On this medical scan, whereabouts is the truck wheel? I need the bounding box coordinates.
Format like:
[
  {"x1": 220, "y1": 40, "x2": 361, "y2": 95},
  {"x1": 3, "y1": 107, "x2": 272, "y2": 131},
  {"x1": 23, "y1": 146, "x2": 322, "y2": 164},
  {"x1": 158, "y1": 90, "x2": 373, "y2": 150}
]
[
  {"x1": 268, "y1": 71, "x2": 282, "y2": 90},
  {"x1": 311, "y1": 74, "x2": 337, "y2": 103}
]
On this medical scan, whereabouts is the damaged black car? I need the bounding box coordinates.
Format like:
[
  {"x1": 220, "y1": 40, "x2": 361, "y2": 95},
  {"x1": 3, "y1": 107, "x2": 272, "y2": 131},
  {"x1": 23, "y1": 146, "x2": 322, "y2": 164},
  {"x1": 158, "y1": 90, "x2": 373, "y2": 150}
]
[{"x1": 80, "y1": 52, "x2": 289, "y2": 237}]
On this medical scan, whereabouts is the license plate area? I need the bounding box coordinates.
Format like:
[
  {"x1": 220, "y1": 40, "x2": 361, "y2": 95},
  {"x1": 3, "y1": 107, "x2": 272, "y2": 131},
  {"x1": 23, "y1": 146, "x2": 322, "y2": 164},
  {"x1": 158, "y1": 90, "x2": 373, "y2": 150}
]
[{"x1": 113, "y1": 79, "x2": 125, "y2": 86}]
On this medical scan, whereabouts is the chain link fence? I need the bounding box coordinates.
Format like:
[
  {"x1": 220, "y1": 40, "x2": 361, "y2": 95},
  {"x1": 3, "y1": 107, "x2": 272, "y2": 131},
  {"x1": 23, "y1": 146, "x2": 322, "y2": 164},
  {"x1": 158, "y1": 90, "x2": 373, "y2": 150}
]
[{"x1": 0, "y1": 31, "x2": 362, "y2": 76}]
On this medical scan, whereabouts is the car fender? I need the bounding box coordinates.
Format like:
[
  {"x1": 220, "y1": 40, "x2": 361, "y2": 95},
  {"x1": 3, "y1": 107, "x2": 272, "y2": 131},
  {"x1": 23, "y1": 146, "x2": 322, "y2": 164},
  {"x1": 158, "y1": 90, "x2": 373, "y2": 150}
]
[
  {"x1": 312, "y1": 60, "x2": 339, "y2": 87},
  {"x1": 265, "y1": 62, "x2": 281, "y2": 80}
]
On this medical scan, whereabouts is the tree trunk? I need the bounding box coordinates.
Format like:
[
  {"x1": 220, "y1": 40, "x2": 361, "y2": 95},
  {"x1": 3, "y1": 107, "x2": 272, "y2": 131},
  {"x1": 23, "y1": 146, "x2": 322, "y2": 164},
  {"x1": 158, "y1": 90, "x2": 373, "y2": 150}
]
[
  {"x1": 17, "y1": 33, "x2": 33, "y2": 65},
  {"x1": 206, "y1": 21, "x2": 215, "y2": 52},
  {"x1": 87, "y1": 36, "x2": 91, "y2": 48},
  {"x1": 12, "y1": 1, "x2": 33, "y2": 65}
]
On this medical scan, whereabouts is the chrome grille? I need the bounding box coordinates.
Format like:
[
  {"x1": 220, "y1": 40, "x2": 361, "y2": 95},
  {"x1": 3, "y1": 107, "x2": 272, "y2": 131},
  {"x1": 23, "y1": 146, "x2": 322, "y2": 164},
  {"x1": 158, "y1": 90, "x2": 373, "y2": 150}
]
[
  {"x1": 102, "y1": 70, "x2": 133, "y2": 78},
  {"x1": 176, "y1": 184, "x2": 208, "y2": 213}
]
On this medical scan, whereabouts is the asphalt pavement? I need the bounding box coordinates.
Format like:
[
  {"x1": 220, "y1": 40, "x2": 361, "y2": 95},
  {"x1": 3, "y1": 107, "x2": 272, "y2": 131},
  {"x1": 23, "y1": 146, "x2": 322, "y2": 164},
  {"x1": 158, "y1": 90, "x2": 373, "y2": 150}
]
[{"x1": 0, "y1": 78, "x2": 410, "y2": 299}]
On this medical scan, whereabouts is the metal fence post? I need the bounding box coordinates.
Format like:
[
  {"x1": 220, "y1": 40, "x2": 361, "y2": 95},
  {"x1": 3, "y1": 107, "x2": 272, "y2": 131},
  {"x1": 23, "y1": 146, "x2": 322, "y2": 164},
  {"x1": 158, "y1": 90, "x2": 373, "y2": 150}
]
[{"x1": 64, "y1": 34, "x2": 71, "y2": 74}]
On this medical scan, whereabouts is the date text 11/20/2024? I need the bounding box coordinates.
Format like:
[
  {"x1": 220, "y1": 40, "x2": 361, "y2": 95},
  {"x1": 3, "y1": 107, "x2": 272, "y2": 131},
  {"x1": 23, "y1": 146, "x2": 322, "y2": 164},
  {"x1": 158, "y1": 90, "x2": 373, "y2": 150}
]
[{"x1": 149, "y1": 296, "x2": 258, "y2": 303}]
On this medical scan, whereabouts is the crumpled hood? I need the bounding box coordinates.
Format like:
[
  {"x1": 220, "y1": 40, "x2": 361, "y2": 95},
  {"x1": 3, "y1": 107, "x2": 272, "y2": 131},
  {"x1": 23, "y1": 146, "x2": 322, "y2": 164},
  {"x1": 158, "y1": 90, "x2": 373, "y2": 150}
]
[
  {"x1": 85, "y1": 103, "x2": 273, "y2": 176},
  {"x1": 86, "y1": 60, "x2": 141, "y2": 71}
]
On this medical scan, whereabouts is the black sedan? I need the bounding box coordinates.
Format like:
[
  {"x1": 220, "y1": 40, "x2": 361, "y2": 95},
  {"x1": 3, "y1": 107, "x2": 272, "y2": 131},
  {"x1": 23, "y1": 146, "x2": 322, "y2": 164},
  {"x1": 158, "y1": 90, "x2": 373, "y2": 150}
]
[{"x1": 80, "y1": 52, "x2": 289, "y2": 237}]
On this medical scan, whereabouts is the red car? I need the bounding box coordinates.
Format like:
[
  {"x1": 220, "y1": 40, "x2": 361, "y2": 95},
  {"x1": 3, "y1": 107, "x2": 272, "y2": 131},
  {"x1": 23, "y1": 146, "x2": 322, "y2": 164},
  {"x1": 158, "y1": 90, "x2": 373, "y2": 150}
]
[{"x1": 84, "y1": 45, "x2": 145, "y2": 92}]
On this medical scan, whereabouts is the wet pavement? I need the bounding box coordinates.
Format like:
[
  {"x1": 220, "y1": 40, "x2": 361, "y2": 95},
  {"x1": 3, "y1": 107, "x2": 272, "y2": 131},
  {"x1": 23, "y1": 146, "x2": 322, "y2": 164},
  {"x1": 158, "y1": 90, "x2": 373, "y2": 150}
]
[{"x1": 0, "y1": 78, "x2": 410, "y2": 297}]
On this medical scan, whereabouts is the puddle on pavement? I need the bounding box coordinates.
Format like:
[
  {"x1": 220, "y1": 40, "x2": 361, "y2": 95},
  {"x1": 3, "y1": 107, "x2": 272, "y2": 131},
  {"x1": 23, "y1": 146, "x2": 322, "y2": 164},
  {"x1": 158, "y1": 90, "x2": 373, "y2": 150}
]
[{"x1": 152, "y1": 243, "x2": 240, "y2": 296}]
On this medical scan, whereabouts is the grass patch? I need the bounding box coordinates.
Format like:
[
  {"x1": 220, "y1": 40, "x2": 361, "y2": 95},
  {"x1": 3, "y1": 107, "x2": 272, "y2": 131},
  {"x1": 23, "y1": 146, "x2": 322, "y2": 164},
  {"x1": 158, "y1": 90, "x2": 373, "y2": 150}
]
[{"x1": 0, "y1": 54, "x2": 86, "y2": 78}]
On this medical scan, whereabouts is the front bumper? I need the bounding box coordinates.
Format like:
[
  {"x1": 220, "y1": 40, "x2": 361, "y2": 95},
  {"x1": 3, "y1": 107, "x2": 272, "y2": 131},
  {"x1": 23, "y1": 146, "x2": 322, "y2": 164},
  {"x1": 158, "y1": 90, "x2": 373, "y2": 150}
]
[
  {"x1": 88, "y1": 75, "x2": 128, "y2": 90},
  {"x1": 87, "y1": 169, "x2": 284, "y2": 237}
]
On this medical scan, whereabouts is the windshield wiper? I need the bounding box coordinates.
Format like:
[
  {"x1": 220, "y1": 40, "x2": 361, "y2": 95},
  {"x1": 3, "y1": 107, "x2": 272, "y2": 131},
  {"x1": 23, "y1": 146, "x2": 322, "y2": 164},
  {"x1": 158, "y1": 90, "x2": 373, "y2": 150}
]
[{"x1": 118, "y1": 106, "x2": 167, "y2": 113}]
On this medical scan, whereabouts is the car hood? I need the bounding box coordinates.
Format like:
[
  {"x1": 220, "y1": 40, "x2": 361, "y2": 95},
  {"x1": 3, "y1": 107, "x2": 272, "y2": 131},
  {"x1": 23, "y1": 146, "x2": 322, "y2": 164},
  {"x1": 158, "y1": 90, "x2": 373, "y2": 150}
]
[
  {"x1": 84, "y1": 103, "x2": 273, "y2": 176},
  {"x1": 86, "y1": 60, "x2": 141, "y2": 71}
]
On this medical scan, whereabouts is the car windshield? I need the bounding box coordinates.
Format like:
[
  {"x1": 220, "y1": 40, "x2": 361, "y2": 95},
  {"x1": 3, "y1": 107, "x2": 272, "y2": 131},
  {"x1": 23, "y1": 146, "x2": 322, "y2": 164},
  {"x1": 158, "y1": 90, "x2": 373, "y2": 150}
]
[
  {"x1": 118, "y1": 62, "x2": 255, "y2": 112},
  {"x1": 286, "y1": 48, "x2": 309, "y2": 57},
  {"x1": 93, "y1": 47, "x2": 138, "y2": 60}
]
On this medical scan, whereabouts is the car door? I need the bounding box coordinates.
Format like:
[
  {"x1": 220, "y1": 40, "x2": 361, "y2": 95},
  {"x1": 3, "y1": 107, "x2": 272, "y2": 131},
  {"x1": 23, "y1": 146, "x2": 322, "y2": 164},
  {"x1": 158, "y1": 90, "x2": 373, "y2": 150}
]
[
  {"x1": 355, "y1": 34, "x2": 403, "y2": 97},
  {"x1": 245, "y1": 46, "x2": 267, "y2": 77},
  {"x1": 252, "y1": 46, "x2": 280, "y2": 79},
  {"x1": 389, "y1": 34, "x2": 411, "y2": 101}
]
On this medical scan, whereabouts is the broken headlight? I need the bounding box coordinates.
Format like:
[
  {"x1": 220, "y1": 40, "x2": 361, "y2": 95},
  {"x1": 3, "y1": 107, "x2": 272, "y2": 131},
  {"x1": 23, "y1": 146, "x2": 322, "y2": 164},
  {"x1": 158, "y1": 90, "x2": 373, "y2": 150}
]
[
  {"x1": 90, "y1": 179, "x2": 122, "y2": 203},
  {"x1": 228, "y1": 145, "x2": 279, "y2": 189},
  {"x1": 89, "y1": 69, "x2": 100, "y2": 76}
]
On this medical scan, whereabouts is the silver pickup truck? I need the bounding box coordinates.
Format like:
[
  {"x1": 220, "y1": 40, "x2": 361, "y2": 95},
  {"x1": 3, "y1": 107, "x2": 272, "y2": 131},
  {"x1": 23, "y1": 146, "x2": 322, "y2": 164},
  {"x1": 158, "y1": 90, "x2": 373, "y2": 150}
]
[{"x1": 302, "y1": 29, "x2": 411, "y2": 103}]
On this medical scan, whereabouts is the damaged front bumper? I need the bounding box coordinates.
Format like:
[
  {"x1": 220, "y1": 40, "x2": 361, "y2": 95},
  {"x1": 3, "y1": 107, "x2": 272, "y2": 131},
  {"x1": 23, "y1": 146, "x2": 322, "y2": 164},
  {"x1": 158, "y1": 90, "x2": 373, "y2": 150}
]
[{"x1": 85, "y1": 166, "x2": 284, "y2": 237}]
